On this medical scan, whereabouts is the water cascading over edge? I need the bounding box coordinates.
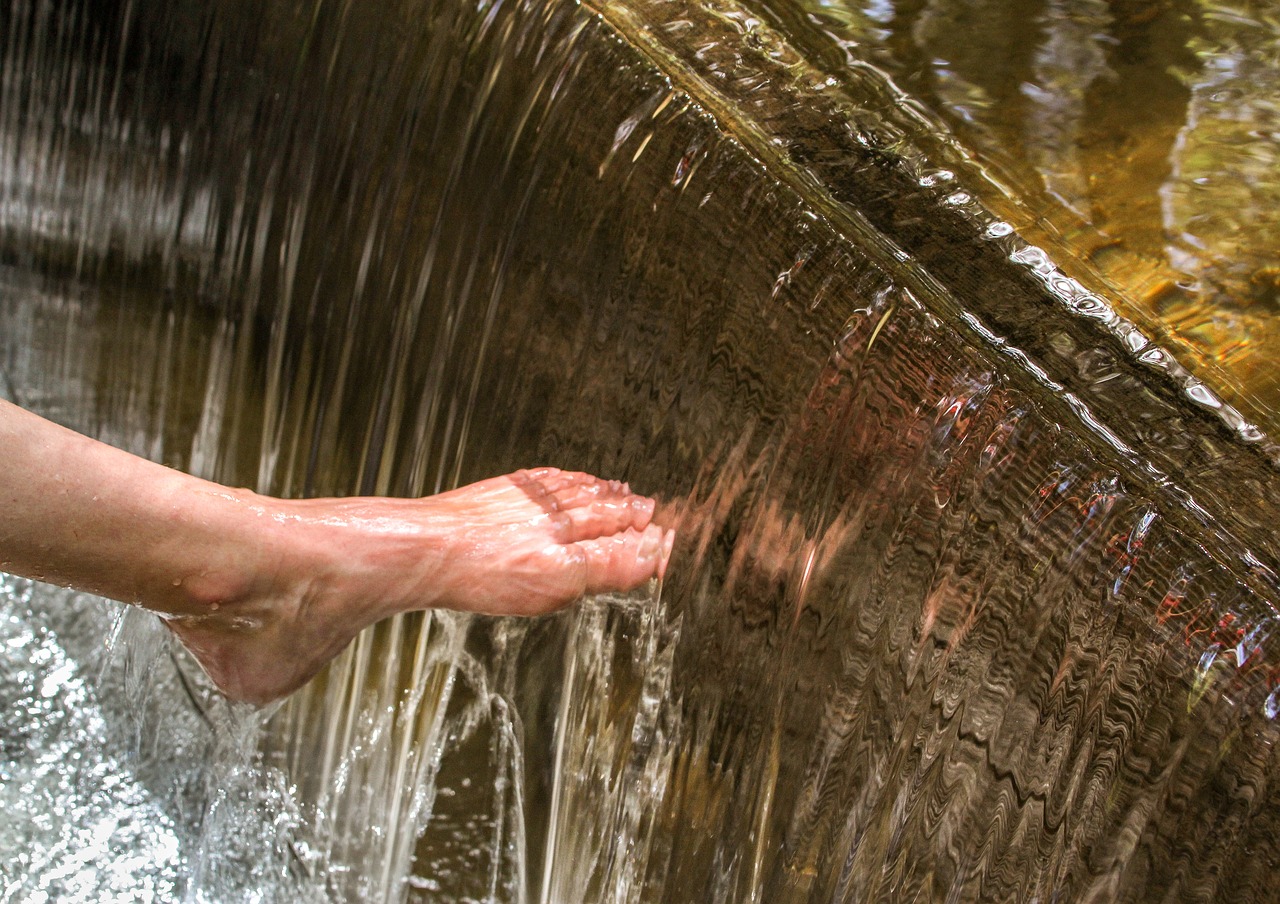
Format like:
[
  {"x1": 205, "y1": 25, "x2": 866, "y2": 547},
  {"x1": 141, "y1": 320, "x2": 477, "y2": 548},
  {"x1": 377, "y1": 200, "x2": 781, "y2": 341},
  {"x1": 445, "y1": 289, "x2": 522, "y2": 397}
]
[{"x1": 0, "y1": 0, "x2": 1277, "y2": 900}]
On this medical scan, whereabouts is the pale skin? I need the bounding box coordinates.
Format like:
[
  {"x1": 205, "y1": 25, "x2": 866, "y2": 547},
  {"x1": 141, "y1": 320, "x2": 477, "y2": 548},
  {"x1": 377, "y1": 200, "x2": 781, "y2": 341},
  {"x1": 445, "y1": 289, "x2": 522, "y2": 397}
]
[{"x1": 0, "y1": 398, "x2": 671, "y2": 705}]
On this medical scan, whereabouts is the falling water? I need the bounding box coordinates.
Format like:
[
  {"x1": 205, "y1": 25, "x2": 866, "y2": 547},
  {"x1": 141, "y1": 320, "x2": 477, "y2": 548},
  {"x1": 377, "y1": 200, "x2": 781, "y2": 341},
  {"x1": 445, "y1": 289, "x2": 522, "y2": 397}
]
[{"x1": 1, "y1": 0, "x2": 1278, "y2": 901}]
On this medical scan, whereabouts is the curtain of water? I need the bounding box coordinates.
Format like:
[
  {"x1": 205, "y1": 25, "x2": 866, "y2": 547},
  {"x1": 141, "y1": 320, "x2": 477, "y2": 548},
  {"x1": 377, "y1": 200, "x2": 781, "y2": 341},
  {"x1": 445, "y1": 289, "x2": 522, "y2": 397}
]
[
  {"x1": 740, "y1": 0, "x2": 1280, "y2": 429},
  {"x1": 1, "y1": 0, "x2": 1278, "y2": 902}
]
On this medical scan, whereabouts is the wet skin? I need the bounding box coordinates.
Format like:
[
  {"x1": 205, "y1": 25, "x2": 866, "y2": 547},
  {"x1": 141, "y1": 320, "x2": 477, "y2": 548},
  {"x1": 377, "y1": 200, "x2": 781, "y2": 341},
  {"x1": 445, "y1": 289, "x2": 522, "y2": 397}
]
[{"x1": 0, "y1": 399, "x2": 671, "y2": 704}]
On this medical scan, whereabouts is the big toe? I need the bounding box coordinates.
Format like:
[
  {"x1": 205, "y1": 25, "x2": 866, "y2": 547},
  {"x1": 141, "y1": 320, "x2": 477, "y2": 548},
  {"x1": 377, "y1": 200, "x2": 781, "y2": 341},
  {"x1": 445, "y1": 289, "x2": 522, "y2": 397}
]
[{"x1": 580, "y1": 524, "x2": 669, "y2": 594}]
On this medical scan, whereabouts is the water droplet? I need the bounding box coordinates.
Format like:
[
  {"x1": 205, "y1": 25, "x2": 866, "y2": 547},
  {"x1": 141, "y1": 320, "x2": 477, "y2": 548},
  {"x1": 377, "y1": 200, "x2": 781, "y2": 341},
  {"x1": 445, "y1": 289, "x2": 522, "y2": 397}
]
[
  {"x1": 1197, "y1": 644, "x2": 1221, "y2": 677},
  {"x1": 1266, "y1": 686, "x2": 1280, "y2": 720},
  {"x1": 1237, "y1": 422, "x2": 1264, "y2": 442},
  {"x1": 919, "y1": 170, "x2": 955, "y2": 187},
  {"x1": 1185, "y1": 381, "x2": 1221, "y2": 409},
  {"x1": 1010, "y1": 245, "x2": 1050, "y2": 270},
  {"x1": 1069, "y1": 294, "x2": 1107, "y2": 316},
  {"x1": 1117, "y1": 324, "x2": 1148, "y2": 353},
  {"x1": 1138, "y1": 347, "x2": 1169, "y2": 368}
]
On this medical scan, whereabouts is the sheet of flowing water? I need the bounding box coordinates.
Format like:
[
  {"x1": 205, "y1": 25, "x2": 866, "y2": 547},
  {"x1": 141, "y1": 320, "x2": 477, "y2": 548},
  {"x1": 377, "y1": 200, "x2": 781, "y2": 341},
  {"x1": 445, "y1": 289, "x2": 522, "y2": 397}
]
[
  {"x1": 1, "y1": 0, "x2": 1278, "y2": 902},
  {"x1": 745, "y1": 0, "x2": 1280, "y2": 432}
]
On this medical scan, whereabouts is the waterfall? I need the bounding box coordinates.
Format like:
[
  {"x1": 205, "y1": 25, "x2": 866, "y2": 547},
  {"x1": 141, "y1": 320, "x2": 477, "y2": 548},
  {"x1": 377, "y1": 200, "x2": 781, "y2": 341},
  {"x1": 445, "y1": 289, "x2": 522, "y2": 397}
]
[{"x1": 1, "y1": 0, "x2": 1277, "y2": 901}]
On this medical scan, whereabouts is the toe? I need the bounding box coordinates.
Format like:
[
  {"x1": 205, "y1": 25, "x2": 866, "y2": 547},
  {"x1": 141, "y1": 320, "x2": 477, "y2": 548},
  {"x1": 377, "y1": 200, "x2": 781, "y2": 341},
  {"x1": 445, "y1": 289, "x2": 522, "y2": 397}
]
[
  {"x1": 580, "y1": 524, "x2": 667, "y2": 594},
  {"x1": 559, "y1": 494, "x2": 656, "y2": 542}
]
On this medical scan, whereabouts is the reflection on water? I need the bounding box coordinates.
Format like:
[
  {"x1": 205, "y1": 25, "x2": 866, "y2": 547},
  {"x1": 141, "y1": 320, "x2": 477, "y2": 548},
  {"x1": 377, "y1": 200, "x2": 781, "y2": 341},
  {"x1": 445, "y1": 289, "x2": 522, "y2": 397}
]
[
  {"x1": 767, "y1": 0, "x2": 1280, "y2": 426},
  {"x1": 1, "y1": 0, "x2": 1279, "y2": 901}
]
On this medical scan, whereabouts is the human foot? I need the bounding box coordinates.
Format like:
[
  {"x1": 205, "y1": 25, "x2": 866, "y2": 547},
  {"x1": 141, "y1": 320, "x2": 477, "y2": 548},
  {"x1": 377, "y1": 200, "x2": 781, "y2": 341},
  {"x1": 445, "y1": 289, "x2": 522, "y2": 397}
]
[{"x1": 165, "y1": 469, "x2": 672, "y2": 705}]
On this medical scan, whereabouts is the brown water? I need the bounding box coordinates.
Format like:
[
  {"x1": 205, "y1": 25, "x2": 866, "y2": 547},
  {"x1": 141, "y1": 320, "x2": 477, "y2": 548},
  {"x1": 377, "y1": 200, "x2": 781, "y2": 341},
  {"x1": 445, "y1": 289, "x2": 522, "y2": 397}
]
[
  {"x1": 742, "y1": 0, "x2": 1280, "y2": 432},
  {"x1": 0, "y1": 0, "x2": 1278, "y2": 901}
]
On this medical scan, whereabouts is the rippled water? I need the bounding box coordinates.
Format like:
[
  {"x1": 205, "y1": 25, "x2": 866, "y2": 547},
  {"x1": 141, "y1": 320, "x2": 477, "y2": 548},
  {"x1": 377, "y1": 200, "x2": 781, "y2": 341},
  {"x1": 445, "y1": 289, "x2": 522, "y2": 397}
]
[
  {"x1": 749, "y1": 0, "x2": 1280, "y2": 430},
  {"x1": 1, "y1": 0, "x2": 1278, "y2": 901}
]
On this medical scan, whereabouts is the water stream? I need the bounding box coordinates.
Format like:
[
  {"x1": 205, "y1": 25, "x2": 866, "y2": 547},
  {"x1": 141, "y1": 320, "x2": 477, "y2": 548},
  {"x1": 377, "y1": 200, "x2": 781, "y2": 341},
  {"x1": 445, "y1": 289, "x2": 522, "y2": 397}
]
[{"x1": 0, "y1": 0, "x2": 1277, "y2": 901}]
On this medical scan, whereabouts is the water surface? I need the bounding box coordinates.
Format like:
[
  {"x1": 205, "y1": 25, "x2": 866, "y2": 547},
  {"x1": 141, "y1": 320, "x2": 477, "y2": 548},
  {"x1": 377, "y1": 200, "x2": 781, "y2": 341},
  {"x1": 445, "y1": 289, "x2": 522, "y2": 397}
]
[{"x1": 1, "y1": 0, "x2": 1278, "y2": 901}]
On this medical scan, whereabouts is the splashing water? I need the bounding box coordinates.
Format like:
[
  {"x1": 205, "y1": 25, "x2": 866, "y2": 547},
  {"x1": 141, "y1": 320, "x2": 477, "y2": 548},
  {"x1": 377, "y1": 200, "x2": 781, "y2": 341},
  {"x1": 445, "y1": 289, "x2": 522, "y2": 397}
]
[{"x1": 1, "y1": 0, "x2": 1279, "y2": 901}]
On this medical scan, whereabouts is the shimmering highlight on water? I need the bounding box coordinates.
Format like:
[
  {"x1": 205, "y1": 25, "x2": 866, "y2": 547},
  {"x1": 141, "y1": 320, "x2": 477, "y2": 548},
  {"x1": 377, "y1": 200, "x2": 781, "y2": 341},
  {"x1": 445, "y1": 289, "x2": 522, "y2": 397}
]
[{"x1": 0, "y1": 0, "x2": 1278, "y2": 901}]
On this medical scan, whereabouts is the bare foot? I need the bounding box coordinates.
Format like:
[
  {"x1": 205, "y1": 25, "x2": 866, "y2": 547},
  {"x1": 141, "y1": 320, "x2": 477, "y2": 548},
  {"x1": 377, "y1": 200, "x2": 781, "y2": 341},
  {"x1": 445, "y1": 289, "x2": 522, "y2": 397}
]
[{"x1": 164, "y1": 469, "x2": 672, "y2": 705}]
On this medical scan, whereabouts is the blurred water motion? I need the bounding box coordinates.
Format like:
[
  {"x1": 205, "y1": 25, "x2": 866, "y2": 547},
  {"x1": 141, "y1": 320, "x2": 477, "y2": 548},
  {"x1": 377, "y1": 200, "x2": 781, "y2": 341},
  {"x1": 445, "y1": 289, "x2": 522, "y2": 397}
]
[{"x1": 1, "y1": 0, "x2": 1278, "y2": 901}]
